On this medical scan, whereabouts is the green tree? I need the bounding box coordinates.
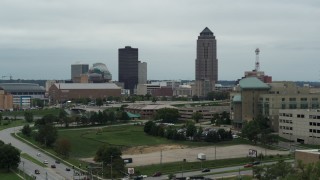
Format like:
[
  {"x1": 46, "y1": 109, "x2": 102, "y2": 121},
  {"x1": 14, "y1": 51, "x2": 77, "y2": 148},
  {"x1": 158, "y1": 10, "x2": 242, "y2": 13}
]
[
  {"x1": 31, "y1": 98, "x2": 44, "y2": 108},
  {"x1": 120, "y1": 112, "x2": 129, "y2": 120},
  {"x1": 192, "y1": 95, "x2": 199, "y2": 101},
  {"x1": 21, "y1": 124, "x2": 32, "y2": 137},
  {"x1": 241, "y1": 120, "x2": 260, "y2": 144},
  {"x1": 24, "y1": 111, "x2": 34, "y2": 123},
  {"x1": 152, "y1": 97, "x2": 158, "y2": 103},
  {"x1": 145, "y1": 93, "x2": 152, "y2": 101},
  {"x1": 206, "y1": 91, "x2": 229, "y2": 100},
  {"x1": 154, "y1": 108, "x2": 180, "y2": 123},
  {"x1": 205, "y1": 131, "x2": 220, "y2": 142},
  {"x1": 96, "y1": 98, "x2": 104, "y2": 106},
  {"x1": 0, "y1": 143, "x2": 20, "y2": 171},
  {"x1": 94, "y1": 145, "x2": 124, "y2": 178},
  {"x1": 35, "y1": 124, "x2": 58, "y2": 147},
  {"x1": 109, "y1": 111, "x2": 116, "y2": 123},
  {"x1": 144, "y1": 121, "x2": 155, "y2": 134},
  {"x1": 54, "y1": 138, "x2": 71, "y2": 158},
  {"x1": 192, "y1": 112, "x2": 203, "y2": 123},
  {"x1": 186, "y1": 122, "x2": 197, "y2": 138}
]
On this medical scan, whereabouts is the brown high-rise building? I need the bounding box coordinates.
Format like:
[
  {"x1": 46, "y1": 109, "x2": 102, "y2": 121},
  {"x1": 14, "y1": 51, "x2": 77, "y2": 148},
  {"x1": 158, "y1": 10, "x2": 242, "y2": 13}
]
[{"x1": 195, "y1": 27, "x2": 218, "y2": 97}]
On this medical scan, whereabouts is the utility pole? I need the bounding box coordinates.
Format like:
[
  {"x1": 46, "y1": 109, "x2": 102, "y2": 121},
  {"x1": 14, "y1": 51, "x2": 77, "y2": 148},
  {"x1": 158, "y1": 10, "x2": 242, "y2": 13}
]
[{"x1": 215, "y1": 146, "x2": 216, "y2": 160}]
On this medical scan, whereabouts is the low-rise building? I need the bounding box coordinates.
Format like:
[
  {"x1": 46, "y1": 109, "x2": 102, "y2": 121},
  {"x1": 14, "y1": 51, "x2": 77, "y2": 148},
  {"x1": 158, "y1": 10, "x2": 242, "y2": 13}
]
[
  {"x1": 0, "y1": 83, "x2": 45, "y2": 109},
  {"x1": 48, "y1": 83, "x2": 121, "y2": 103},
  {"x1": 179, "y1": 106, "x2": 230, "y2": 121},
  {"x1": 279, "y1": 109, "x2": 320, "y2": 145},
  {"x1": 125, "y1": 104, "x2": 177, "y2": 119},
  {"x1": 295, "y1": 149, "x2": 320, "y2": 165},
  {"x1": 0, "y1": 87, "x2": 13, "y2": 111}
]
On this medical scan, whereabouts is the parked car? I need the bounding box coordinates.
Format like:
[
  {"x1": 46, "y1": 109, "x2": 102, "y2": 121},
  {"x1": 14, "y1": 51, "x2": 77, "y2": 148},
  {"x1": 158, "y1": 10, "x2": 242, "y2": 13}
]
[
  {"x1": 152, "y1": 172, "x2": 162, "y2": 177},
  {"x1": 66, "y1": 168, "x2": 70, "y2": 171},
  {"x1": 244, "y1": 163, "x2": 253, "y2": 168},
  {"x1": 202, "y1": 168, "x2": 210, "y2": 173},
  {"x1": 36, "y1": 153, "x2": 41, "y2": 157},
  {"x1": 55, "y1": 160, "x2": 60, "y2": 164},
  {"x1": 51, "y1": 164, "x2": 56, "y2": 168},
  {"x1": 43, "y1": 160, "x2": 48, "y2": 164},
  {"x1": 34, "y1": 169, "x2": 40, "y2": 174}
]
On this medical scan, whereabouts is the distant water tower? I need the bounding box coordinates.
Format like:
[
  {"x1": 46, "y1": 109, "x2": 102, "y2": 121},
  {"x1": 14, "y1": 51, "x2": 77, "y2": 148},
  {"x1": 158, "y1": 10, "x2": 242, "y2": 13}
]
[{"x1": 255, "y1": 48, "x2": 260, "y2": 71}]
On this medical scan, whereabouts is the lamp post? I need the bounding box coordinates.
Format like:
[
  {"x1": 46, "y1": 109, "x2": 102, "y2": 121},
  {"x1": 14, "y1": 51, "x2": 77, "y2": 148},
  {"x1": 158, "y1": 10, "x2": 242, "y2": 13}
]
[
  {"x1": 22, "y1": 161, "x2": 25, "y2": 180},
  {"x1": 110, "y1": 155, "x2": 113, "y2": 180}
]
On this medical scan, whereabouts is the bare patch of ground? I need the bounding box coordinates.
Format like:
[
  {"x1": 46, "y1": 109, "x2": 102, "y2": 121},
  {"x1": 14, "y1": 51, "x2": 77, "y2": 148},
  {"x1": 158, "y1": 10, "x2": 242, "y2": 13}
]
[
  {"x1": 81, "y1": 144, "x2": 289, "y2": 167},
  {"x1": 122, "y1": 144, "x2": 289, "y2": 166},
  {"x1": 122, "y1": 144, "x2": 187, "y2": 155}
]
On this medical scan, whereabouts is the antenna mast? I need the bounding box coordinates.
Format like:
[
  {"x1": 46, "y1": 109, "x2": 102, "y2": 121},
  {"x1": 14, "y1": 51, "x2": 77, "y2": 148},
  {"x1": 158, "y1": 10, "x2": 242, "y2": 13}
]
[{"x1": 255, "y1": 48, "x2": 260, "y2": 71}]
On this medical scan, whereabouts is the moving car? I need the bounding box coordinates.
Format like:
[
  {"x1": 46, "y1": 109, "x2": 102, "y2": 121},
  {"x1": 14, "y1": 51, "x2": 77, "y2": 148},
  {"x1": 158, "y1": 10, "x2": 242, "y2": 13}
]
[
  {"x1": 152, "y1": 172, "x2": 162, "y2": 177},
  {"x1": 66, "y1": 168, "x2": 70, "y2": 171},
  {"x1": 202, "y1": 168, "x2": 210, "y2": 173},
  {"x1": 252, "y1": 161, "x2": 260, "y2": 165},
  {"x1": 244, "y1": 163, "x2": 253, "y2": 168},
  {"x1": 34, "y1": 169, "x2": 40, "y2": 174},
  {"x1": 43, "y1": 160, "x2": 48, "y2": 164},
  {"x1": 55, "y1": 160, "x2": 60, "y2": 164},
  {"x1": 51, "y1": 164, "x2": 56, "y2": 168}
]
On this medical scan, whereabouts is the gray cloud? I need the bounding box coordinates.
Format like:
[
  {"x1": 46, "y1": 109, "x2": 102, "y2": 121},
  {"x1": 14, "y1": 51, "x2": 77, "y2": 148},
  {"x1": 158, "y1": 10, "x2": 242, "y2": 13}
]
[{"x1": 0, "y1": 0, "x2": 319, "y2": 81}]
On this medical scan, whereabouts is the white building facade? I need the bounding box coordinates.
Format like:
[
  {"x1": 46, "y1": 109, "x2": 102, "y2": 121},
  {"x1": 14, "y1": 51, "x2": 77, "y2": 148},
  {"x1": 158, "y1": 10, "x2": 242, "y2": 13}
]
[{"x1": 279, "y1": 109, "x2": 320, "y2": 145}]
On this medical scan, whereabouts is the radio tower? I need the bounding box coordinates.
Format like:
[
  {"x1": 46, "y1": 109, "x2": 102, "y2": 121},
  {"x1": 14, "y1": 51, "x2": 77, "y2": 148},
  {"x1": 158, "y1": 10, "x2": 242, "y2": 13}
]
[{"x1": 255, "y1": 48, "x2": 260, "y2": 71}]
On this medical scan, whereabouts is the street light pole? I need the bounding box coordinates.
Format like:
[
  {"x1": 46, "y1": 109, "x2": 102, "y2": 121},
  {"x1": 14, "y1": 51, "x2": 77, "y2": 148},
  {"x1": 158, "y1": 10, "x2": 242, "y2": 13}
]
[
  {"x1": 110, "y1": 155, "x2": 113, "y2": 180},
  {"x1": 22, "y1": 161, "x2": 25, "y2": 180}
]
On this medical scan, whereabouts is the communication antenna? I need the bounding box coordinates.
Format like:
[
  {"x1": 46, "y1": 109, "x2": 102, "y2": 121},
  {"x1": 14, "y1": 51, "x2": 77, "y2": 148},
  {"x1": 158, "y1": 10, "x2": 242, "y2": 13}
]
[{"x1": 255, "y1": 48, "x2": 260, "y2": 71}]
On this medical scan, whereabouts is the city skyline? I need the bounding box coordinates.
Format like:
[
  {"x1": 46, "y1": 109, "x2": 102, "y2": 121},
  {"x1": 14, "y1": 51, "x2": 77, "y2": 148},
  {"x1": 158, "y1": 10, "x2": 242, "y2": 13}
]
[{"x1": 0, "y1": 0, "x2": 319, "y2": 81}]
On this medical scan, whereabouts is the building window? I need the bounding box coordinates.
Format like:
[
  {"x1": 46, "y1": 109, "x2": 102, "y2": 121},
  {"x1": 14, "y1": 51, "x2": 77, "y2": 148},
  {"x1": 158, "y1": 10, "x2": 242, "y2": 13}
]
[
  {"x1": 300, "y1": 104, "x2": 308, "y2": 109},
  {"x1": 289, "y1": 104, "x2": 297, "y2": 109},
  {"x1": 300, "y1": 98, "x2": 307, "y2": 101},
  {"x1": 282, "y1": 98, "x2": 285, "y2": 101},
  {"x1": 310, "y1": 129, "x2": 313, "y2": 132},
  {"x1": 310, "y1": 122, "x2": 313, "y2": 126},
  {"x1": 289, "y1": 98, "x2": 296, "y2": 101}
]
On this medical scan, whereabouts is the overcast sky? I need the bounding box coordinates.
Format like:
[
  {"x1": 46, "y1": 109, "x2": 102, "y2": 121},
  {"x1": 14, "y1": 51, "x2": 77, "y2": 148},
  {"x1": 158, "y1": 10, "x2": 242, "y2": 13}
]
[{"x1": 0, "y1": 0, "x2": 319, "y2": 82}]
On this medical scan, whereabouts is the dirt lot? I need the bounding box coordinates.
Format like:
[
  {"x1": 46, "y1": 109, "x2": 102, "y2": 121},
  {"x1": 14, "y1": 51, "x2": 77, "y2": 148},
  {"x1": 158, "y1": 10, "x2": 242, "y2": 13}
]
[{"x1": 121, "y1": 144, "x2": 289, "y2": 166}]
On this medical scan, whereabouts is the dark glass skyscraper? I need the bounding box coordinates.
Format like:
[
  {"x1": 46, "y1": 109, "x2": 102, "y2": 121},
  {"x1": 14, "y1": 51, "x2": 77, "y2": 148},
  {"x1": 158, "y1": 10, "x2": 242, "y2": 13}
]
[{"x1": 118, "y1": 46, "x2": 139, "y2": 93}]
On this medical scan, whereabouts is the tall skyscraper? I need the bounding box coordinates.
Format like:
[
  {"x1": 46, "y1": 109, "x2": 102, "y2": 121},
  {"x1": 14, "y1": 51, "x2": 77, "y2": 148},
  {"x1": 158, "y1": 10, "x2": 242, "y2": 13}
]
[
  {"x1": 71, "y1": 63, "x2": 89, "y2": 82},
  {"x1": 195, "y1": 27, "x2": 218, "y2": 97},
  {"x1": 118, "y1": 46, "x2": 139, "y2": 93}
]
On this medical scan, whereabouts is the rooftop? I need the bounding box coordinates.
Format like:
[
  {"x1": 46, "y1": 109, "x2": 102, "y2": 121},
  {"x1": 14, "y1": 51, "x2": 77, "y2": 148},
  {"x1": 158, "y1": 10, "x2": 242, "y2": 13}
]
[
  {"x1": 0, "y1": 83, "x2": 45, "y2": 92},
  {"x1": 239, "y1": 77, "x2": 270, "y2": 89},
  {"x1": 53, "y1": 83, "x2": 120, "y2": 90}
]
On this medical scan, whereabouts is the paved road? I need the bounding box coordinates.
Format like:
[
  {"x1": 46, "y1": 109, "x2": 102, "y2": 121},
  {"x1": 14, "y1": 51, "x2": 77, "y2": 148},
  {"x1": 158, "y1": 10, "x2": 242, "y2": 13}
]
[
  {"x1": 146, "y1": 160, "x2": 294, "y2": 180},
  {"x1": 0, "y1": 126, "x2": 76, "y2": 180}
]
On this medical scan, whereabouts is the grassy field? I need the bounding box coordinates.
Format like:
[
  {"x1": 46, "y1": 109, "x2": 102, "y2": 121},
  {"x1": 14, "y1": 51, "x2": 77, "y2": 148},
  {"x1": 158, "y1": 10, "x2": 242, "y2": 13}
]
[
  {"x1": 58, "y1": 125, "x2": 253, "y2": 158},
  {"x1": 0, "y1": 119, "x2": 29, "y2": 131},
  {"x1": 0, "y1": 170, "x2": 22, "y2": 180},
  {"x1": 1, "y1": 108, "x2": 60, "y2": 117}
]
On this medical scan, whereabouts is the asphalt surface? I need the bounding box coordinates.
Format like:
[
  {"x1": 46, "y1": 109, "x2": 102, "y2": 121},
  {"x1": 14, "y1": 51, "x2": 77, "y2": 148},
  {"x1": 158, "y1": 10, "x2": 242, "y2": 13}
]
[{"x1": 0, "y1": 126, "x2": 77, "y2": 180}]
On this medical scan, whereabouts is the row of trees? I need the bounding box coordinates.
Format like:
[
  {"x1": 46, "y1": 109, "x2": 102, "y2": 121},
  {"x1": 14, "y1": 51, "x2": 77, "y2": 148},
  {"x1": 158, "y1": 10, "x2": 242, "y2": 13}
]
[
  {"x1": 144, "y1": 121, "x2": 233, "y2": 142},
  {"x1": 253, "y1": 160, "x2": 320, "y2": 180},
  {"x1": 0, "y1": 140, "x2": 20, "y2": 172},
  {"x1": 241, "y1": 115, "x2": 278, "y2": 144}
]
